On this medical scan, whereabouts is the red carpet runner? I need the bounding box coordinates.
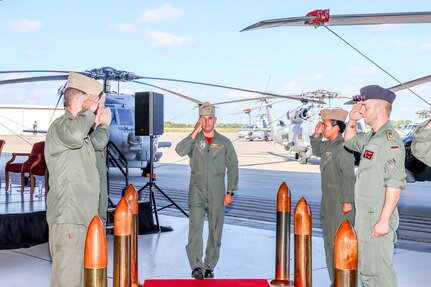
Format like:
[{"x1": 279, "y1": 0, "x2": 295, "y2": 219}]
[{"x1": 143, "y1": 279, "x2": 270, "y2": 287}]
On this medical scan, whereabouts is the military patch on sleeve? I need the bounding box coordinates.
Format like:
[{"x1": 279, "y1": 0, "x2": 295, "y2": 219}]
[
  {"x1": 363, "y1": 150, "x2": 374, "y2": 159},
  {"x1": 390, "y1": 146, "x2": 399, "y2": 151},
  {"x1": 386, "y1": 131, "x2": 395, "y2": 141}
]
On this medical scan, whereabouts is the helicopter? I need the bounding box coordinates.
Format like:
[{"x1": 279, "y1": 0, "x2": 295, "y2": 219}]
[
  {"x1": 234, "y1": 108, "x2": 271, "y2": 141},
  {"x1": 0, "y1": 67, "x2": 324, "y2": 173},
  {"x1": 238, "y1": 90, "x2": 362, "y2": 164}
]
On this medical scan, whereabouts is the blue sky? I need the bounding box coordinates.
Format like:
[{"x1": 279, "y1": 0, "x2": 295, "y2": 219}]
[{"x1": 1, "y1": 0, "x2": 430, "y2": 124}]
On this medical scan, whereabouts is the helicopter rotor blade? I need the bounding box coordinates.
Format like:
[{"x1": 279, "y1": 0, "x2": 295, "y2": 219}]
[
  {"x1": 388, "y1": 74, "x2": 431, "y2": 92},
  {"x1": 0, "y1": 70, "x2": 71, "y2": 75},
  {"x1": 132, "y1": 80, "x2": 203, "y2": 105},
  {"x1": 344, "y1": 74, "x2": 431, "y2": 105},
  {"x1": 0, "y1": 75, "x2": 69, "y2": 85},
  {"x1": 212, "y1": 96, "x2": 280, "y2": 106},
  {"x1": 241, "y1": 11, "x2": 431, "y2": 31},
  {"x1": 134, "y1": 76, "x2": 323, "y2": 103}
]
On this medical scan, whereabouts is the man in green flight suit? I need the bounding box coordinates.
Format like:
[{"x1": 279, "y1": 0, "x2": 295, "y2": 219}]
[
  {"x1": 412, "y1": 117, "x2": 431, "y2": 167},
  {"x1": 175, "y1": 102, "x2": 239, "y2": 279},
  {"x1": 45, "y1": 72, "x2": 103, "y2": 287},
  {"x1": 310, "y1": 108, "x2": 355, "y2": 286},
  {"x1": 344, "y1": 85, "x2": 406, "y2": 287}
]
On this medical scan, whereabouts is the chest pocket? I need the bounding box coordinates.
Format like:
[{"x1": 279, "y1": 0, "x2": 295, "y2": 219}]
[{"x1": 210, "y1": 144, "x2": 225, "y2": 158}]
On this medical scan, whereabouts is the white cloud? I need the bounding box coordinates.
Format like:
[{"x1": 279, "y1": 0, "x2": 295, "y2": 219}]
[
  {"x1": 111, "y1": 22, "x2": 140, "y2": 34},
  {"x1": 147, "y1": 30, "x2": 192, "y2": 48},
  {"x1": 4, "y1": 20, "x2": 42, "y2": 33},
  {"x1": 140, "y1": 3, "x2": 183, "y2": 22},
  {"x1": 417, "y1": 43, "x2": 431, "y2": 53},
  {"x1": 347, "y1": 66, "x2": 379, "y2": 77}
]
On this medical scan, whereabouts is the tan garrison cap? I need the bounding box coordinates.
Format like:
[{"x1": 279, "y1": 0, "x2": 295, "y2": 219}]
[
  {"x1": 320, "y1": 108, "x2": 348, "y2": 122},
  {"x1": 199, "y1": 102, "x2": 215, "y2": 116},
  {"x1": 67, "y1": 72, "x2": 103, "y2": 96}
]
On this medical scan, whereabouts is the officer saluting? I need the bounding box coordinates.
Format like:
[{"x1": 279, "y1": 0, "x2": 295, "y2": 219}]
[
  {"x1": 344, "y1": 85, "x2": 406, "y2": 287},
  {"x1": 175, "y1": 102, "x2": 239, "y2": 279}
]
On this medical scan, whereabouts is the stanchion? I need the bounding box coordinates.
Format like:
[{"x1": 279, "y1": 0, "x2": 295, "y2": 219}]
[
  {"x1": 294, "y1": 197, "x2": 312, "y2": 287},
  {"x1": 124, "y1": 184, "x2": 140, "y2": 287},
  {"x1": 271, "y1": 182, "x2": 294, "y2": 286},
  {"x1": 84, "y1": 216, "x2": 107, "y2": 287},
  {"x1": 113, "y1": 198, "x2": 132, "y2": 287},
  {"x1": 334, "y1": 219, "x2": 358, "y2": 287}
]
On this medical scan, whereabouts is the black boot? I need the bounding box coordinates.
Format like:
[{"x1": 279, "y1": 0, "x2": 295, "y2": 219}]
[
  {"x1": 204, "y1": 269, "x2": 214, "y2": 278},
  {"x1": 191, "y1": 267, "x2": 204, "y2": 279}
]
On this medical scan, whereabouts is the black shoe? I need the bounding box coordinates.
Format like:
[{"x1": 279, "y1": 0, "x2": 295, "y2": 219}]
[
  {"x1": 191, "y1": 267, "x2": 204, "y2": 279},
  {"x1": 204, "y1": 269, "x2": 214, "y2": 278}
]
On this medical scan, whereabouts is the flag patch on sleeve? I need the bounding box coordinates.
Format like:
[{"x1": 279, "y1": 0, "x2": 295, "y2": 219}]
[{"x1": 363, "y1": 150, "x2": 374, "y2": 159}]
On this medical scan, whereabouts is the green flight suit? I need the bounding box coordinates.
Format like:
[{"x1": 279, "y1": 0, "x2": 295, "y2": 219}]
[
  {"x1": 90, "y1": 125, "x2": 111, "y2": 226},
  {"x1": 175, "y1": 131, "x2": 239, "y2": 270},
  {"x1": 344, "y1": 121, "x2": 406, "y2": 287},
  {"x1": 310, "y1": 134, "x2": 355, "y2": 285},
  {"x1": 45, "y1": 109, "x2": 100, "y2": 287},
  {"x1": 411, "y1": 119, "x2": 431, "y2": 167}
]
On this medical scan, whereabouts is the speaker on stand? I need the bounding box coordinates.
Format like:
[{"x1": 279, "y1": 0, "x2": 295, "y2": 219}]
[{"x1": 135, "y1": 92, "x2": 188, "y2": 231}]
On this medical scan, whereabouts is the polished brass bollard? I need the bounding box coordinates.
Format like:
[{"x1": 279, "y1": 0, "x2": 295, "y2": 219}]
[
  {"x1": 334, "y1": 219, "x2": 358, "y2": 287},
  {"x1": 113, "y1": 197, "x2": 132, "y2": 287},
  {"x1": 84, "y1": 216, "x2": 108, "y2": 287},
  {"x1": 294, "y1": 197, "x2": 312, "y2": 287},
  {"x1": 124, "y1": 184, "x2": 140, "y2": 287},
  {"x1": 271, "y1": 182, "x2": 294, "y2": 286}
]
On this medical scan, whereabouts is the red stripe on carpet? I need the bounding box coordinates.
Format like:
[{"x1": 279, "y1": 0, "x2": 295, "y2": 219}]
[{"x1": 143, "y1": 279, "x2": 270, "y2": 287}]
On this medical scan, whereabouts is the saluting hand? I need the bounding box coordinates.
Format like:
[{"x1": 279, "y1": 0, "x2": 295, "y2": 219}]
[
  {"x1": 314, "y1": 121, "x2": 323, "y2": 137},
  {"x1": 98, "y1": 107, "x2": 112, "y2": 126},
  {"x1": 191, "y1": 116, "x2": 204, "y2": 139},
  {"x1": 82, "y1": 95, "x2": 99, "y2": 113},
  {"x1": 349, "y1": 102, "x2": 363, "y2": 121}
]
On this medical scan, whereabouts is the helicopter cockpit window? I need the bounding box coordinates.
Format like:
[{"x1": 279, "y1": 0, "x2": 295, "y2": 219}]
[{"x1": 118, "y1": 109, "x2": 134, "y2": 126}]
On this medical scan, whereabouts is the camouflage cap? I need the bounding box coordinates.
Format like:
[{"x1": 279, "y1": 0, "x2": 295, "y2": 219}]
[
  {"x1": 320, "y1": 108, "x2": 348, "y2": 122},
  {"x1": 67, "y1": 72, "x2": 103, "y2": 97},
  {"x1": 199, "y1": 102, "x2": 215, "y2": 116},
  {"x1": 353, "y1": 84, "x2": 396, "y2": 104}
]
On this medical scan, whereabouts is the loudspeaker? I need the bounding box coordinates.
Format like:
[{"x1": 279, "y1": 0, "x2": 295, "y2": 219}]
[{"x1": 135, "y1": 92, "x2": 164, "y2": 136}]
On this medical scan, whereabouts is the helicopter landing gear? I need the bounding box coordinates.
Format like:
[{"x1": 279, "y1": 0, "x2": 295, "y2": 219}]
[{"x1": 299, "y1": 151, "x2": 308, "y2": 164}]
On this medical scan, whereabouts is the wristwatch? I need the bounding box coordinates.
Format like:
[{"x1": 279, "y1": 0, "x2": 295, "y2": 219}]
[{"x1": 226, "y1": 191, "x2": 235, "y2": 196}]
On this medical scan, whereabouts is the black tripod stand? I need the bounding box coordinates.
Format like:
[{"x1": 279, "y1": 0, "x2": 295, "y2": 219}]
[{"x1": 137, "y1": 135, "x2": 188, "y2": 231}]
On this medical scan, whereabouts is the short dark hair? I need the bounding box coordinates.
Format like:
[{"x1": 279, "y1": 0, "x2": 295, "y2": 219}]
[{"x1": 329, "y1": 119, "x2": 346, "y2": 133}]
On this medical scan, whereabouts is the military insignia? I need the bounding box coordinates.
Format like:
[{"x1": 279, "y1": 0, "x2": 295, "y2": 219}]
[
  {"x1": 325, "y1": 151, "x2": 332, "y2": 156},
  {"x1": 386, "y1": 131, "x2": 395, "y2": 141},
  {"x1": 390, "y1": 146, "x2": 399, "y2": 151},
  {"x1": 199, "y1": 140, "x2": 206, "y2": 150},
  {"x1": 363, "y1": 150, "x2": 374, "y2": 159},
  {"x1": 211, "y1": 143, "x2": 219, "y2": 148}
]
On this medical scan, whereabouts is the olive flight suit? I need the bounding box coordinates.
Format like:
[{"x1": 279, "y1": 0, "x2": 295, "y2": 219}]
[
  {"x1": 310, "y1": 134, "x2": 355, "y2": 285},
  {"x1": 45, "y1": 109, "x2": 100, "y2": 287},
  {"x1": 411, "y1": 119, "x2": 431, "y2": 167},
  {"x1": 175, "y1": 131, "x2": 239, "y2": 271},
  {"x1": 90, "y1": 125, "x2": 111, "y2": 226},
  {"x1": 344, "y1": 121, "x2": 406, "y2": 287}
]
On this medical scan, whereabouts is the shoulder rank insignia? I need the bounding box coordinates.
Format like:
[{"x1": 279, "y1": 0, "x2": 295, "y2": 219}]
[
  {"x1": 363, "y1": 150, "x2": 374, "y2": 159},
  {"x1": 386, "y1": 130, "x2": 395, "y2": 141}
]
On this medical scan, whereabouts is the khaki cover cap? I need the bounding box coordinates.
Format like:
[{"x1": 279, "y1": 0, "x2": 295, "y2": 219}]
[
  {"x1": 199, "y1": 102, "x2": 215, "y2": 116},
  {"x1": 68, "y1": 72, "x2": 103, "y2": 96},
  {"x1": 320, "y1": 108, "x2": 348, "y2": 122}
]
